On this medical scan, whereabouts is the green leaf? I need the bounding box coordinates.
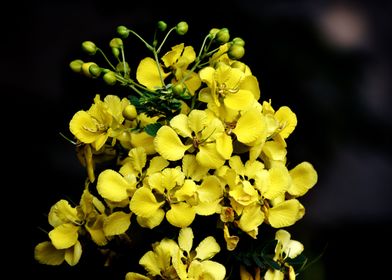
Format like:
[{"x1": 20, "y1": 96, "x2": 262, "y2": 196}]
[{"x1": 145, "y1": 123, "x2": 163, "y2": 136}]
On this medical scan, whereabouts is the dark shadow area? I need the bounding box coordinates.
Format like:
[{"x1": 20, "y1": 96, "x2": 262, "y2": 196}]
[{"x1": 6, "y1": 0, "x2": 391, "y2": 279}]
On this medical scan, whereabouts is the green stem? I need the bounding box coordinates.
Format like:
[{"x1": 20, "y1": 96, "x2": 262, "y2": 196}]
[
  {"x1": 153, "y1": 49, "x2": 165, "y2": 88},
  {"x1": 156, "y1": 27, "x2": 176, "y2": 54},
  {"x1": 128, "y1": 29, "x2": 154, "y2": 51},
  {"x1": 97, "y1": 48, "x2": 116, "y2": 70},
  {"x1": 120, "y1": 46, "x2": 128, "y2": 77}
]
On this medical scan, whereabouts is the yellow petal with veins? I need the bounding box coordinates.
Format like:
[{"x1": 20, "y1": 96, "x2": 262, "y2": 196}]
[
  {"x1": 136, "y1": 57, "x2": 169, "y2": 90},
  {"x1": 154, "y1": 126, "x2": 192, "y2": 161},
  {"x1": 49, "y1": 223, "x2": 79, "y2": 249},
  {"x1": 166, "y1": 202, "x2": 195, "y2": 228}
]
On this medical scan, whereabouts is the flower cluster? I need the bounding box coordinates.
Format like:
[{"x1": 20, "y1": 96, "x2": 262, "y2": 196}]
[{"x1": 34, "y1": 21, "x2": 318, "y2": 280}]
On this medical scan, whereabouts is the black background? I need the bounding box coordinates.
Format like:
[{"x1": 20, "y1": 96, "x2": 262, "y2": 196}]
[{"x1": 5, "y1": 0, "x2": 392, "y2": 279}]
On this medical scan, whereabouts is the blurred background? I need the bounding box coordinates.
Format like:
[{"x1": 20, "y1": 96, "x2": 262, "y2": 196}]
[{"x1": 7, "y1": 0, "x2": 391, "y2": 279}]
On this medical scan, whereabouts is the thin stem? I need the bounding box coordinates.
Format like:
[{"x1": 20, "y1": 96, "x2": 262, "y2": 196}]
[
  {"x1": 156, "y1": 27, "x2": 177, "y2": 54},
  {"x1": 97, "y1": 48, "x2": 116, "y2": 70},
  {"x1": 128, "y1": 29, "x2": 153, "y2": 51},
  {"x1": 153, "y1": 49, "x2": 165, "y2": 87},
  {"x1": 120, "y1": 46, "x2": 128, "y2": 77}
]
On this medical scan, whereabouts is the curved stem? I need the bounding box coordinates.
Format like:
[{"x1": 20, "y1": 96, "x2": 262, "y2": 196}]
[
  {"x1": 128, "y1": 29, "x2": 153, "y2": 51},
  {"x1": 156, "y1": 27, "x2": 176, "y2": 54},
  {"x1": 97, "y1": 48, "x2": 116, "y2": 70}
]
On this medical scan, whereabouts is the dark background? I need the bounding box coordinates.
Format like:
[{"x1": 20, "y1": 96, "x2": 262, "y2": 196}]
[{"x1": 5, "y1": 0, "x2": 392, "y2": 279}]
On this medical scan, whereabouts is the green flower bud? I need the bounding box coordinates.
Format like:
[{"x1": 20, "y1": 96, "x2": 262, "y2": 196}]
[
  {"x1": 112, "y1": 47, "x2": 120, "y2": 58},
  {"x1": 103, "y1": 71, "x2": 117, "y2": 85},
  {"x1": 82, "y1": 41, "x2": 97, "y2": 55},
  {"x1": 89, "y1": 64, "x2": 101, "y2": 77},
  {"x1": 157, "y1": 21, "x2": 167, "y2": 31},
  {"x1": 69, "y1": 59, "x2": 84, "y2": 73},
  {"x1": 232, "y1": 37, "x2": 245, "y2": 47},
  {"x1": 110, "y1": 38, "x2": 123, "y2": 48},
  {"x1": 176, "y1": 21, "x2": 188, "y2": 35},
  {"x1": 81, "y1": 62, "x2": 98, "y2": 77},
  {"x1": 172, "y1": 83, "x2": 185, "y2": 95},
  {"x1": 231, "y1": 61, "x2": 246, "y2": 72},
  {"x1": 117, "y1": 25, "x2": 129, "y2": 38},
  {"x1": 228, "y1": 44, "x2": 245, "y2": 60},
  {"x1": 122, "y1": 104, "x2": 137, "y2": 120},
  {"x1": 116, "y1": 62, "x2": 130, "y2": 74},
  {"x1": 209, "y1": 28, "x2": 220, "y2": 38},
  {"x1": 215, "y1": 28, "x2": 230, "y2": 44}
]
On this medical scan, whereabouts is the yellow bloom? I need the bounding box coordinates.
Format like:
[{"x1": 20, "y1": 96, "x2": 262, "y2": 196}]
[
  {"x1": 136, "y1": 57, "x2": 170, "y2": 90},
  {"x1": 198, "y1": 63, "x2": 258, "y2": 111}
]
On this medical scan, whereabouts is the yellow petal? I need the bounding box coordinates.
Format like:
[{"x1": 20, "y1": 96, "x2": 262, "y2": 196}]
[
  {"x1": 130, "y1": 187, "x2": 165, "y2": 217},
  {"x1": 130, "y1": 131, "x2": 156, "y2": 155},
  {"x1": 170, "y1": 114, "x2": 192, "y2": 137},
  {"x1": 193, "y1": 260, "x2": 226, "y2": 280},
  {"x1": 188, "y1": 109, "x2": 208, "y2": 134},
  {"x1": 238, "y1": 204, "x2": 265, "y2": 238},
  {"x1": 194, "y1": 199, "x2": 222, "y2": 216},
  {"x1": 275, "y1": 106, "x2": 297, "y2": 139},
  {"x1": 233, "y1": 108, "x2": 266, "y2": 144},
  {"x1": 196, "y1": 143, "x2": 225, "y2": 169},
  {"x1": 103, "y1": 211, "x2": 132, "y2": 236},
  {"x1": 263, "y1": 141, "x2": 287, "y2": 161},
  {"x1": 48, "y1": 199, "x2": 79, "y2": 227},
  {"x1": 154, "y1": 126, "x2": 192, "y2": 161},
  {"x1": 263, "y1": 164, "x2": 290, "y2": 200},
  {"x1": 139, "y1": 251, "x2": 162, "y2": 276},
  {"x1": 241, "y1": 75, "x2": 260, "y2": 100},
  {"x1": 197, "y1": 175, "x2": 223, "y2": 202},
  {"x1": 128, "y1": 147, "x2": 147, "y2": 174},
  {"x1": 136, "y1": 57, "x2": 168, "y2": 90},
  {"x1": 69, "y1": 110, "x2": 99, "y2": 144},
  {"x1": 64, "y1": 240, "x2": 82, "y2": 266},
  {"x1": 136, "y1": 210, "x2": 165, "y2": 229},
  {"x1": 216, "y1": 132, "x2": 233, "y2": 160},
  {"x1": 175, "y1": 179, "x2": 197, "y2": 201},
  {"x1": 161, "y1": 43, "x2": 183, "y2": 67},
  {"x1": 49, "y1": 223, "x2": 79, "y2": 249},
  {"x1": 34, "y1": 241, "x2": 65, "y2": 265},
  {"x1": 223, "y1": 224, "x2": 239, "y2": 251},
  {"x1": 288, "y1": 162, "x2": 318, "y2": 197},
  {"x1": 146, "y1": 156, "x2": 170, "y2": 176},
  {"x1": 166, "y1": 202, "x2": 195, "y2": 228},
  {"x1": 96, "y1": 169, "x2": 130, "y2": 202},
  {"x1": 195, "y1": 236, "x2": 220, "y2": 260},
  {"x1": 85, "y1": 215, "x2": 108, "y2": 246},
  {"x1": 182, "y1": 154, "x2": 209, "y2": 181},
  {"x1": 125, "y1": 272, "x2": 151, "y2": 280},
  {"x1": 178, "y1": 227, "x2": 194, "y2": 253},
  {"x1": 268, "y1": 199, "x2": 303, "y2": 228},
  {"x1": 184, "y1": 71, "x2": 201, "y2": 95},
  {"x1": 264, "y1": 269, "x2": 284, "y2": 280},
  {"x1": 224, "y1": 90, "x2": 254, "y2": 111},
  {"x1": 229, "y1": 156, "x2": 245, "y2": 176}
]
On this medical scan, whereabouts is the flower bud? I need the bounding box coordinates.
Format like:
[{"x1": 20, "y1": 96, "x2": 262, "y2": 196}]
[
  {"x1": 232, "y1": 37, "x2": 245, "y2": 47},
  {"x1": 231, "y1": 61, "x2": 246, "y2": 72},
  {"x1": 116, "y1": 62, "x2": 130, "y2": 74},
  {"x1": 112, "y1": 47, "x2": 120, "y2": 58},
  {"x1": 82, "y1": 62, "x2": 99, "y2": 77},
  {"x1": 172, "y1": 83, "x2": 185, "y2": 95},
  {"x1": 176, "y1": 21, "x2": 188, "y2": 35},
  {"x1": 103, "y1": 71, "x2": 117, "y2": 85},
  {"x1": 89, "y1": 64, "x2": 101, "y2": 77},
  {"x1": 122, "y1": 104, "x2": 137, "y2": 120},
  {"x1": 69, "y1": 59, "x2": 84, "y2": 73},
  {"x1": 157, "y1": 21, "x2": 167, "y2": 31},
  {"x1": 117, "y1": 25, "x2": 129, "y2": 38},
  {"x1": 209, "y1": 28, "x2": 220, "y2": 38},
  {"x1": 110, "y1": 38, "x2": 123, "y2": 48},
  {"x1": 215, "y1": 28, "x2": 230, "y2": 44},
  {"x1": 228, "y1": 44, "x2": 245, "y2": 60},
  {"x1": 82, "y1": 41, "x2": 97, "y2": 55}
]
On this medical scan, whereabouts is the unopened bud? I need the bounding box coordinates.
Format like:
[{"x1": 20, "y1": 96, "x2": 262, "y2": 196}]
[
  {"x1": 103, "y1": 71, "x2": 117, "y2": 85},
  {"x1": 69, "y1": 59, "x2": 84, "y2": 73},
  {"x1": 176, "y1": 21, "x2": 188, "y2": 35},
  {"x1": 117, "y1": 25, "x2": 129, "y2": 38},
  {"x1": 110, "y1": 38, "x2": 123, "y2": 48},
  {"x1": 232, "y1": 37, "x2": 245, "y2": 47},
  {"x1": 157, "y1": 21, "x2": 167, "y2": 31},
  {"x1": 82, "y1": 41, "x2": 97, "y2": 55},
  {"x1": 215, "y1": 28, "x2": 230, "y2": 44},
  {"x1": 228, "y1": 44, "x2": 245, "y2": 60},
  {"x1": 122, "y1": 104, "x2": 138, "y2": 120}
]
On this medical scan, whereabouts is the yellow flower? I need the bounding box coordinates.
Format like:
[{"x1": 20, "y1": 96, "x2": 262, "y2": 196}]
[
  {"x1": 136, "y1": 57, "x2": 170, "y2": 90},
  {"x1": 154, "y1": 109, "x2": 227, "y2": 169},
  {"x1": 161, "y1": 43, "x2": 201, "y2": 95},
  {"x1": 198, "y1": 63, "x2": 259, "y2": 111},
  {"x1": 264, "y1": 229, "x2": 304, "y2": 280}
]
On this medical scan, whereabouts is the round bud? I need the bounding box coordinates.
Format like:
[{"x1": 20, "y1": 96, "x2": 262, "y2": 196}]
[
  {"x1": 214, "y1": 61, "x2": 227, "y2": 69},
  {"x1": 116, "y1": 62, "x2": 130, "y2": 74},
  {"x1": 112, "y1": 47, "x2": 120, "y2": 58},
  {"x1": 82, "y1": 62, "x2": 98, "y2": 77},
  {"x1": 228, "y1": 44, "x2": 245, "y2": 60},
  {"x1": 172, "y1": 83, "x2": 185, "y2": 95},
  {"x1": 232, "y1": 37, "x2": 245, "y2": 47},
  {"x1": 176, "y1": 21, "x2": 188, "y2": 35},
  {"x1": 69, "y1": 59, "x2": 84, "y2": 73},
  {"x1": 215, "y1": 28, "x2": 230, "y2": 44},
  {"x1": 117, "y1": 25, "x2": 129, "y2": 38},
  {"x1": 82, "y1": 41, "x2": 97, "y2": 55},
  {"x1": 89, "y1": 64, "x2": 101, "y2": 77},
  {"x1": 110, "y1": 38, "x2": 123, "y2": 48},
  {"x1": 209, "y1": 28, "x2": 220, "y2": 38},
  {"x1": 231, "y1": 61, "x2": 246, "y2": 72},
  {"x1": 103, "y1": 71, "x2": 117, "y2": 85},
  {"x1": 157, "y1": 21, "x2": 167, "y2": 31},
  {"x1": 122, "y1": 104, "x2": 138, "y2": 120}
]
